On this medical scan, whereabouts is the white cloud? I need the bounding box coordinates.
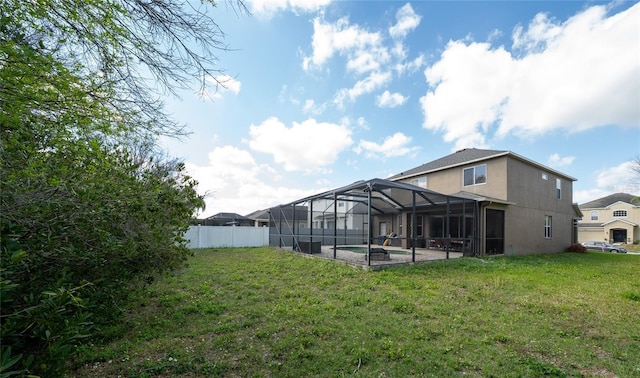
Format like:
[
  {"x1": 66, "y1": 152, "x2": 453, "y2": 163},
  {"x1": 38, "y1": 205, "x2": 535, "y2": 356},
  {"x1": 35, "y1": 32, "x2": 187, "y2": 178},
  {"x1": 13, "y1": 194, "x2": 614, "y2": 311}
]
[
  {"x1": 548, "y1": 153, "x2": 575, "y2": 168},
  {"x1": 420, "y1": 3, "x2": 640, "y2": 148},
  {"x1": 302, "y1": 99, "x2": 328, "y2": 115},
  {"x1": 376, "y1": 90, "x2": 407, "y2": 108},
  {"x1": 184, "y1": 146, "x2": 276, "y2": 216},
  {"x1": 301, "y1": 3, "x2": 425, "y2": 110},
  {"x1": 574, "y1": 160, "x2": 640, "y2": 204},
  {"x1": 248, "y1": 0, "x2": 331, "y2": 19},
  {"x1": 334, "y1": 71, "x2": 392, "y2": 107},
  {"x1": 354, "y1": 132, "x2": 419, "y2": 158},
  {"x1": 201, "y1": 75, "x2": 242, "y2": 99},
  {"x1": 345, "y1": 49, "x2": 388, "y2": 74},
  {"x1": 389, "y1": 3, "x2": 422, "y2": 40},
  {"x1": 185, "y1": 146, "x2": 324, "y2": 217},
  {"x1": 302, "y1": 16, "x2": 383, "y2": 71},
  {"x1": 488, "y1": 28, "x2": 503, "y2": 42},
  {"x1": 595, "y1": 161, "x2": 637, "y2": 193},
  {"x1": 395, "y1": 54, "x2": 425, "y2": 75},
  {"x1": 356, "y1": 116, "x2": 369, "y2": 130},
  {"x1": 248, "y1": 117, "x2": 353, "y2": 172},
  {"x1": 512, "y1": 12, "x2": 563, "y2": 53}
]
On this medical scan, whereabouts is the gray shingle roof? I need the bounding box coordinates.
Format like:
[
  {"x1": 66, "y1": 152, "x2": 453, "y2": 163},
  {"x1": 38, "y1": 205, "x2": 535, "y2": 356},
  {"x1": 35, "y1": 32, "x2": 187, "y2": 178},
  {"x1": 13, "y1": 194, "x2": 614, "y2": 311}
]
[
  {"x1": 389, "y1": 148, "x2": 508, "y2": 180},
  {"x1": 579, "y1": 193, "x2": 638, "y2": 208},
  {"x1": 245, "y1": 209, "x2": 270, "y2": 219},
  {"x1": 388, "y1": 148, "x2": 577, "y2": 182},
  {"x1": 205, "y1": 212, "x2": 249, "y2": 220}
]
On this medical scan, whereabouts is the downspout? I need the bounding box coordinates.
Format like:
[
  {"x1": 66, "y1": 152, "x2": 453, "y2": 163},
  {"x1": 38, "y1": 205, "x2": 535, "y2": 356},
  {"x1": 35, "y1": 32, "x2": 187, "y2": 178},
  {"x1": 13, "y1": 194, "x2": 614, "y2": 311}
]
[
  {"x1": 333, "y1": 193, "x2": 337, "y2": 259},
  {"x1": 412, "y1": 191, "x2": 416, "y2": 263},
  {"x1": 292, "y1": 203, "x2": 297, "y2": 250},
  {"x1": 310, "y1": 201, "x2": 314, "y2": 251},
  {"x1": 412, "y1": 191, "x2": 416, "y2": 262},
  {"x1": 446, "y1": 196, "x2": 450, "y2": 260},
  {"x1": 462, "y1": 199, "x2": 466, "y2": 256},
  {"x1": 474, "y1": 201, "x2": 479, "y2": 257},
  {"x1": 367, "y1": 184, "x2": 372, "y2": 266}
]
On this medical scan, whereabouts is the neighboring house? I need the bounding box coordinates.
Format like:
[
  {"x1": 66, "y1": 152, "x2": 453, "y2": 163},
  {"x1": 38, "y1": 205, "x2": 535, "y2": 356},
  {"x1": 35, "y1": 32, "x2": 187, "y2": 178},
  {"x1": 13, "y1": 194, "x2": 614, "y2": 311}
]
[
  {"x1": 309, "y1": 198, "x2": 368, "y2": 231},
  {"x1": 386, "y1": 148, "x2": 581, "y2": 255},
  {"x1": 577, "y1": 193, "x2": 640, "y2": 244},
  {"x1": 200, "y1": 212, "x2": 253, "y2": 227},
  {"x1": 245, "y1": 209, "x2": 270, "y2": 227}
]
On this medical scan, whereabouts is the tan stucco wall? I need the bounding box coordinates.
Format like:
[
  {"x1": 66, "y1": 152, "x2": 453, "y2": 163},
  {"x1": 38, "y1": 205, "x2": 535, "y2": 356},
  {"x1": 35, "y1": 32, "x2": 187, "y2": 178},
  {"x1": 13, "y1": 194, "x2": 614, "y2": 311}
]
[
  {"x1": 393, "y1": 155, "x2": 576, "y2": 255},
  {"x1": 421, "y1": 157, "x2": 508, "y2": 199},
  {"x1": 503, "y1": 158, "x2": 576, "y2": 255},
  {"x1": 590, "y1": 202, "x2": 639, "y2": 224}
]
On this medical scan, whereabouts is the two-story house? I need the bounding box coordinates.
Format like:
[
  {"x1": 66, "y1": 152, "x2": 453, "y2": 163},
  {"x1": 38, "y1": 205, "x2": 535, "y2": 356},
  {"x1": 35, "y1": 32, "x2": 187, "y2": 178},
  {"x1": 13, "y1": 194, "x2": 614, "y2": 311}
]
[
  {"x1": 577, "y1": 193, "x2": 640, "y2": 244},
  {"x1": 385, "y1": 148, "x2": 581, "y2": 255},
  {"x1": 269, "y1": 148, "x2": 581, "y2": 257}
]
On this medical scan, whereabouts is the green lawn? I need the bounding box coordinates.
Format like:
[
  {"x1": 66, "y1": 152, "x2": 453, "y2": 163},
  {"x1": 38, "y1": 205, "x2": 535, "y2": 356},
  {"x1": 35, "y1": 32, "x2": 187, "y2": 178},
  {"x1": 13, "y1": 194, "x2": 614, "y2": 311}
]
[{"x1": 71, "y1": 248, "x2": 640, "y2": 377}]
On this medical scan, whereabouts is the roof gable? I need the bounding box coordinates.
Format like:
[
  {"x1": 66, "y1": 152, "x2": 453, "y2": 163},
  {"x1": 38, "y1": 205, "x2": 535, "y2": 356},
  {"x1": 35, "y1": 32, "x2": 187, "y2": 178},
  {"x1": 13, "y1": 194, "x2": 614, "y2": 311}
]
[
  {"x1": 389, "y1": 148, "x2": 507, "y2": 180},
  {"x1": 388, "y1": 148, "x2": 576, "y2": 181},
  {"x1": 602, "y1": 218, "x2": 638, "y2": 227},
  {"x1": 579, "y1": 193, "x2": 638, "y2": 209}
]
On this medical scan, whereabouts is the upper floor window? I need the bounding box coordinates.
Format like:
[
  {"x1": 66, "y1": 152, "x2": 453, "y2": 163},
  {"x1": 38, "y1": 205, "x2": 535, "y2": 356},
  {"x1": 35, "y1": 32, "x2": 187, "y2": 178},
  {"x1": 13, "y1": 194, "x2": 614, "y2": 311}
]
[
  {"x1": 556, "y1": 178, "x2": 561, "y2": 199},
  {"x1": 590, "y1": 211, "x2": 598, "y2": 221},
  {"x1": 613, "y1": 210, "x2": 627, "y2": 217},
  {"x1": 463, "y1": 164, "x2": 486, "y2": 186},
  {"x1": 541, "y1": 172, "x2": 548, "y2": 180},
  {"x1": 410, "y1": 176, "x2": 427, "y2": 189}
]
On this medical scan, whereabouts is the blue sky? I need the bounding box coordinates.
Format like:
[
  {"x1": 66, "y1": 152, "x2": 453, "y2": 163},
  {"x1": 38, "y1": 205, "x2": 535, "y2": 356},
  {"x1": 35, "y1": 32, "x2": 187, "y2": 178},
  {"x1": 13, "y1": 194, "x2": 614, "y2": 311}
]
[{"x1": 160, "y1": 0, "x2": 640, "y2": 218}]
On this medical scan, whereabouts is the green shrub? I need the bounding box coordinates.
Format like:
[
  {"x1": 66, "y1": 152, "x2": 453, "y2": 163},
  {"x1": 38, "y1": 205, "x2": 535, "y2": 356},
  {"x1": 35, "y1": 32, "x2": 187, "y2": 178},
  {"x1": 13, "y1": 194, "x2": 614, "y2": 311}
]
[{"x1": 565, "y1": 243, "x2": 587, "y2": 253}]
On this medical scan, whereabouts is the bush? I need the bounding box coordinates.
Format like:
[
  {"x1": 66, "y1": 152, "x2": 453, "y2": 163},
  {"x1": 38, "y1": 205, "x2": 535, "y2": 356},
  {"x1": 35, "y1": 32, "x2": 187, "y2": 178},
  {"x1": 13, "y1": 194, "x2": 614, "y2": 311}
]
[
  {"x1": 1, "y1": 149, "x2": 203, "y2": 376},
  {"x1": 565, "y1": 243, "x2": 587, "y2": 253}
]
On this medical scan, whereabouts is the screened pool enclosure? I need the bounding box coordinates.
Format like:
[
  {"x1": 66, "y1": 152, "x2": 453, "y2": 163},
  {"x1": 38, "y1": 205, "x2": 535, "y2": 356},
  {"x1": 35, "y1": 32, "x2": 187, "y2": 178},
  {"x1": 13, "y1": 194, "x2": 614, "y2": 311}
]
[{"x1": 268, "y1": 178, "x2": 480, "y2": 266}]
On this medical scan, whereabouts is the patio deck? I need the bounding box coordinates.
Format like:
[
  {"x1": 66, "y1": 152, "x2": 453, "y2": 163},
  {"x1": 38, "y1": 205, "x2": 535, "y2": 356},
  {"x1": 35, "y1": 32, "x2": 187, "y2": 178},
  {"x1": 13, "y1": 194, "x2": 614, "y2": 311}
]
[{"x1": 289, "y1": 244, "x2": 463, "y2": 270}]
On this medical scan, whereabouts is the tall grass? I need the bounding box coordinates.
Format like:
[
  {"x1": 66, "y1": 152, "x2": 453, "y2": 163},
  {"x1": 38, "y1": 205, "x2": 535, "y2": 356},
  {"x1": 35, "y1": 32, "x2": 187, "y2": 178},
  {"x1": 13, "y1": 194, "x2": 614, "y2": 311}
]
[{"x1": 71, "y1": 248, "x2": 640, "y2": 377}]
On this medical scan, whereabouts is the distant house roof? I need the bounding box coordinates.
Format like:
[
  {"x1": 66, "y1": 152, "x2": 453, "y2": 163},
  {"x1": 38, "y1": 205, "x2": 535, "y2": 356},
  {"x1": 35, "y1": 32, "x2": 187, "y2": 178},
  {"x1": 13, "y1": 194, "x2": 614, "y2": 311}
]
[
  {"x1": 204, "y1": 212, "x2": 252, "y2": 226},
  {"x1": 388, "y1": 148, "x2": 576, "y2": 181},
  {"x1": 245, "y1": 209, "x2": 270, "y2": 220},
  {"x1": 205, "y1": 212, "x2": 248, "y2": 220},
  {"x1": 579, "y1": 193, "x2": 638, "y2": 209}
]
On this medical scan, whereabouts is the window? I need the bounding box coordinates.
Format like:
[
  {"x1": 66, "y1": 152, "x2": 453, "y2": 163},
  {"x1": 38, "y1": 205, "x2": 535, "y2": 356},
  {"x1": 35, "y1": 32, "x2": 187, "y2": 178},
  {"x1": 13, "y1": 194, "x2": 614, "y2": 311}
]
[
  {"x1": 542, "y1": 172, "x2": 548, "y2": 180},
  {"x1": 463, "y1": 164, "x2": 486, "y2": 186},
  {"x1": 613, "y1": 210, "x2": 627, "y2": 217},
  {"x1": 410, "y1": 215, "x2": 424, "y2": 236},
  {"x1": 410, "y1": 176, "x2": 427, "y2": 188},
  {"x1": 591, "y1": 211, "x2": 598, "y2": 221},
  {"x1": 556, "y1": 178, "x2": 561, "y2": 199},
  {"x1": 544, "y1": 216, "x2": 552, "y2": 239}
]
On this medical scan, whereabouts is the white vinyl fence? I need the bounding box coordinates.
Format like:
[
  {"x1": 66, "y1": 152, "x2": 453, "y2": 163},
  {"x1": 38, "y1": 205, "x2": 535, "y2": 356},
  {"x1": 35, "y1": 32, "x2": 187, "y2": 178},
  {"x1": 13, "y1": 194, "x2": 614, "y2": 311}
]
[{"x1": 184, "y1": 225, "x2": 269, "y2": 248}]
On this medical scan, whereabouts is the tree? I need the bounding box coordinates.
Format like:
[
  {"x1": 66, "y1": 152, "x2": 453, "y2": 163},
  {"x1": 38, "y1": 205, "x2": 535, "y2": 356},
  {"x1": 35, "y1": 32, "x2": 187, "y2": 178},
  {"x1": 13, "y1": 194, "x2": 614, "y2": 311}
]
[
  {"x1": 631, "y1": 155, "x2": 640, "y2": 187},
  {"x1": 1, "y1": 1, "x2": 244, "y2": 375},
  {"x1": 631, "y1": 155, "x2": 640, "y2": 205}
]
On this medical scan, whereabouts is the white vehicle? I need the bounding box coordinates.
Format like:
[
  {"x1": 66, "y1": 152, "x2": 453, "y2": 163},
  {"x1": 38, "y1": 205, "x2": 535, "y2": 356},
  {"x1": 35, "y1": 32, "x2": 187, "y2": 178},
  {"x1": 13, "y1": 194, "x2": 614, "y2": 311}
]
[{"x1": 581, "y1": 241, "x2": 627, "y2": 253}]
